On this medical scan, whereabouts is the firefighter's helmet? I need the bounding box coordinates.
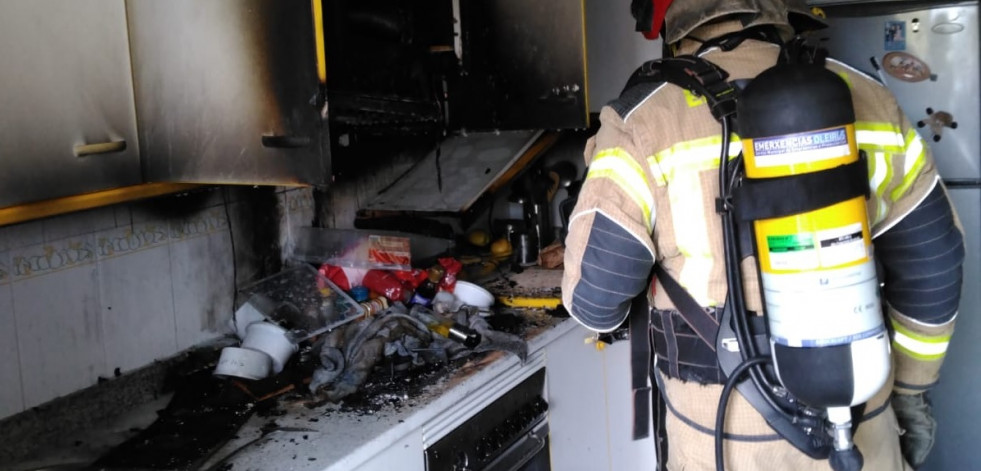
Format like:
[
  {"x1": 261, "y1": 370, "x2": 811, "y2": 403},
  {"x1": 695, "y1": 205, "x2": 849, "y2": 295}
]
[{"x1": 631, "y1": 0, "x2": 826, "y2": 43}]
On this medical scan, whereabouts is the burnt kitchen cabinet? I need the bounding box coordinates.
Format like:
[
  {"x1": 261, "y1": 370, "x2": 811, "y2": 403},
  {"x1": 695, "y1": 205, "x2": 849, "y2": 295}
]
[
  {"x1": 127, "y1": 0, "x2": 328, "y2": 186},
  {"x1": 0, "y1": 0, "x2": 143, "y2": 207},
  {"x1": 452, "y1": 0, "x2": 590, "y2": 131}
]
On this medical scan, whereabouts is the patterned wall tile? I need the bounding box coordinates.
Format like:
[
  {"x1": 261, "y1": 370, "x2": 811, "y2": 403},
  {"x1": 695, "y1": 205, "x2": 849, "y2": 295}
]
[
  {"x1": 97, "y1": 226, "x2": 178, "y2": 374},
  {"x1": 278, "y1": 188, "x2": 315, "y2": 261},
  {"x1": 12, "y1": 235, "x2": 105, "y2": 409},
  {"x1": 0, "y1": 251, "x2": 23, "y2": 419},
  {"x1": 170, "y1": 225, "x2": 234, "y2": 350},
  {"x1": 96, "y1": 223, "x2": 170, "y2": 261},
  {"x1": 0, "y1": 250, "x2": 9, "y2": 286},
  {"x1": 169, "y1": 207, "x2": 230, "y2": 242},
  {"x1": 9, "y1": 234, "x2": 97, "y2": 281}
]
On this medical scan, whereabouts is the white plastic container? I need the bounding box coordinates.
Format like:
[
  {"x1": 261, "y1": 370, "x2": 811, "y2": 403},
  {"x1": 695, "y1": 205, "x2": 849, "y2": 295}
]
[
  {"x1": 241, "y1": 322, "x2": 298, "y2": 374},
  {"x1": 453, "y1": 281, "x2": 495, "y2": 308},
  {"x1": 213, "y1": 346, "x2": 273, "y2": 380}
]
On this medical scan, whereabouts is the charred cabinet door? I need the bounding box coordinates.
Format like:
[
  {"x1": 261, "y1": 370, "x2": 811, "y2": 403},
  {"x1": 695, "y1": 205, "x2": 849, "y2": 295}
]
[
  {"x1": 127, "y1": 0, "x2": 328, "y2": 186},
  {"x1": 0, "y1": 0, "x2": 142, "y2": 207},
  {"x1": 453, "y1": 0, "x2": 589, "y2": 131}
]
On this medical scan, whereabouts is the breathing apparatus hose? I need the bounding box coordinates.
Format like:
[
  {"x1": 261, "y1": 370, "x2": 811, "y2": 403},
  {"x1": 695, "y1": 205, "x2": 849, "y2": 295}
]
[
  {"x1": 715, "y1": 356, "x2": 769, "y2": 471},
  {"x1": 714, "y1": 115, "x2": 798, "y2": 471}
]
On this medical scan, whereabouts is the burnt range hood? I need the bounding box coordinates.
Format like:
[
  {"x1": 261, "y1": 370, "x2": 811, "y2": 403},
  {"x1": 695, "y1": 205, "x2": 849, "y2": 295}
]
[
  {"x1": 323, "y1": 0, "x2": 589, "y2": 143},
  {"x1": 363, "y1": 130, "x2": 551, "y2": 214}
]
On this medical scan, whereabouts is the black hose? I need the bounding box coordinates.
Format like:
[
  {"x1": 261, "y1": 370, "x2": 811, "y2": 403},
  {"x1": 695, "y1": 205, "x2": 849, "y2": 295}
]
[
  {"x1": 717, "y1": 118, "x2": 794, "y2": 420},
  {"x1": 715, "y1": 356, "x2": 771, "y2": 471}
]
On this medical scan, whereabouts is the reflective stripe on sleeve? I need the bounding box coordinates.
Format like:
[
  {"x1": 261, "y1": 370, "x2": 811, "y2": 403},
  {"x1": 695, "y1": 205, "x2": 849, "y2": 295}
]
[
  {"x1": 891, "y1": 318, "x2": 951, "y2": 361},
  {"x1": 855, "y1": 121, "x2": 909, "y2": 225},
  {"x1": 586, "y1": 148, "x2": 655, "y2": 232},
  {"x1": 890, "y1": 129, "x2": 927, "y2": 201},
  {"x1": 867, "y1": 150, "x2": 891, "y2": 225}
]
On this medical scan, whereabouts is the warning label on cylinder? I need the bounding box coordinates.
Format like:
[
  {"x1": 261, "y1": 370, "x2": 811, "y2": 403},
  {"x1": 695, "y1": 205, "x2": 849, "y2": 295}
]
[
  {"x1": 817, "y1": 223, "x2": 867, "y2": 267},
  {"x1": 752, "y1": 127, "x2": 850, "y2": 167},
  {"x1": 766, "y1": 233, "x2": 819, "y2": 270},
  {"x1": 765, "y1": 223, "x2": 868, "y2": 272}
]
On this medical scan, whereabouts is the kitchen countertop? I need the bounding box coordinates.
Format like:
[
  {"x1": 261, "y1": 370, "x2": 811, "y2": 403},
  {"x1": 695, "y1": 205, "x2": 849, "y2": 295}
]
[
  {"x1": 202, "y1": 322, "x2": 574, "y2": 471},
  {"x1": 0, "y1": 267, "x2": 570, "y2": 471},
  {"x1": 198, "y1": 267, "x2": 571, "y2": 471}
]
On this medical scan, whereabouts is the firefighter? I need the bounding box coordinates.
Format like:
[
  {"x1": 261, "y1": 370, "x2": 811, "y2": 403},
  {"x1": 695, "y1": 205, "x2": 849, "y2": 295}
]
[{"x1": 560, "y1": 0, "x2": 965, "y2": 469}]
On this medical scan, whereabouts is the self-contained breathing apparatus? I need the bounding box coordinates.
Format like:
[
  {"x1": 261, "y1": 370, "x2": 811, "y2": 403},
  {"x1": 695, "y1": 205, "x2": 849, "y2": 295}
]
[{"x1": 619, "y1": 27, "x2": 888, "y2": 471}]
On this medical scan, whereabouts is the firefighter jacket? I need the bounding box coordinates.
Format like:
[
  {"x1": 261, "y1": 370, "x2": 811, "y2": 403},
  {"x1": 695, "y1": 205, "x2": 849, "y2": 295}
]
[{"x1": 561, "y1": 20, "x2": 964, "y2": 471}]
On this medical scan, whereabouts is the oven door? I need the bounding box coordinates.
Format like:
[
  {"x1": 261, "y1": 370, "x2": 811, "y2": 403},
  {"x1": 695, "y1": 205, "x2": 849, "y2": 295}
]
[
  {"x1": 425, "y1": 368, "x2": 550, "y2": 471},
  {"x1": 483, "y1": 419, "x2": 550, "y2": 471}
]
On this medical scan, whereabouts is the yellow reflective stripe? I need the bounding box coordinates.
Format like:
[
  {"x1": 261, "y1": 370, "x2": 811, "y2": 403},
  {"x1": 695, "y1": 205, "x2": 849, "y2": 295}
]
[
  {"x1": 651, "y1": 135, "x2": 741, "y2": 184},
  {"x1": 586, "y1": 148, "x2": 655, "y2": 231},
  {"x1": 867, "y1": 150, "x2": 892, "y2": 225},
  {"x1": 891, "y1": 318, "x2": 950, "y2": 360},
  {"x1": 679, "y1": 256, "x2": 717, "y2": 307},
  {"x1": 670, "y1": 166, "x2": 713, "y2": 304},
  {"x1": 684, "y1": 89, "x2": 706, "y2": 107},
  {"x1": 855, "y1": 122, "x2": 904, "y2": 153},
  {"x1": 650, "y1": 136, "x2": 737, "y2": 307},
  {"x1": 890, "y1": 129, "x2": 927, "y2": 201}
]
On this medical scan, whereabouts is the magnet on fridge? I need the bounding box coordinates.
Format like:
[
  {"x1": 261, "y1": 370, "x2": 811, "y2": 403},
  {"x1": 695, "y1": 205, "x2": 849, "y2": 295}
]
[
  {"x1": 884, "y1": 20, "x2": 906, "y2": 51},
  {"x1": 882, "y1": 51, "x2": 932, "y2": 82}
]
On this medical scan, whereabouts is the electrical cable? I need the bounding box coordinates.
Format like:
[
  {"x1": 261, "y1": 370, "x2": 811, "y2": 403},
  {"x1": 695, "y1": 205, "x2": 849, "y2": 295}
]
[{"x1": 223, "y1": 190, "x2": 238, "y2": 315}]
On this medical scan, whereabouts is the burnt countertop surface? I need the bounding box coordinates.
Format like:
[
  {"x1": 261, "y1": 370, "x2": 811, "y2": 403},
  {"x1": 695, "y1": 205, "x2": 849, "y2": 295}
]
[
  {"x1": 0, "y1": 268, "x2": 571, "y2": 471},
  {"x1": 198, "y1": 267, "x2": 571, "y2": 471}
]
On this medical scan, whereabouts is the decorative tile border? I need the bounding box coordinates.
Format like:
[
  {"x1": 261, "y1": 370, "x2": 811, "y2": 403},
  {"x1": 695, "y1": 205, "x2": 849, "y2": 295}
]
[
  {"x1": 96, "y1": 223, "x2": 170, "y2": 261},
  {"x1": 282, "y1": 187, "x2": 315, "y2": 223},
  {"x1": 169, "y1": 207, "x2": 230, "y2": 241},
  {"x1": 9, "y1": 236, "x2": 97, "y2": 281}
]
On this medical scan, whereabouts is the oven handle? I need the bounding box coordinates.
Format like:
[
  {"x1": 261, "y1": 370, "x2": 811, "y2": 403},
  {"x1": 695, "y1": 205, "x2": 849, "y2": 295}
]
[{"x1": 480, "y1": 420, "x2": 550, "y2": 471}]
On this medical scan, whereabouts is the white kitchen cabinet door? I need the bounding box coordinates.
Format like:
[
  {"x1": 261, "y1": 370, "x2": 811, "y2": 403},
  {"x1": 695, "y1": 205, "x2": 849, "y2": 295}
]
[
  {"x1": 0, "y1": 0, "x2": 142, "y2": 207},
  {"x1": 127, "y1": 0, "x2": 329, "y2": 187}
]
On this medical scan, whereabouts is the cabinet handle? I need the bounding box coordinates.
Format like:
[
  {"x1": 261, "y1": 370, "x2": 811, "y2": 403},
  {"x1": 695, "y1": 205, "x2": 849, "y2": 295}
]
[
  {"x1": 261, "y1": 135, "x2": 311, "y2": 148},
  {"x1": 74, "y1": 140, "x2": 127, "y2": 157}
]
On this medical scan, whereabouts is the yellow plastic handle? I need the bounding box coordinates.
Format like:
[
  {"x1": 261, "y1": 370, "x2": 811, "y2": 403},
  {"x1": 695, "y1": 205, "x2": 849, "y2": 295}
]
[{"x1": 495, "y1": 296, "x2": 562, "y2": 309}]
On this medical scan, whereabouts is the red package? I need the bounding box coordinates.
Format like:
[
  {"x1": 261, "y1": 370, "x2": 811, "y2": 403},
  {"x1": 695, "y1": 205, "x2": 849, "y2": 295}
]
[
  {"x1": 392, "y1": 268, "x2": 427, "y2": 289},
  {"x1": 438, "y1": 257, "x2": 462, "y2": 291},
  {"x1": 317, "y1": 263, "x2": 368, "y2": 291},
  {"x1": 318, "y1": 263, "x2": 351, "y2": 291},
  {"x1": 362, "y1": 269, "x2": 413, "y2": 303}
]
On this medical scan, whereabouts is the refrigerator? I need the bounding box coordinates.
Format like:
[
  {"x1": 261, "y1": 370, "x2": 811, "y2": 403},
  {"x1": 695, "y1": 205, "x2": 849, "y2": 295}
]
[{"x1": 810, "y1": 1, "x2": 981, "y2": 469}]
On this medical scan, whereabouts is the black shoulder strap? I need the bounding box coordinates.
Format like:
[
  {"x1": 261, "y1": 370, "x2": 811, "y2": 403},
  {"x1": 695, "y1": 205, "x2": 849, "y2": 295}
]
[
  {"x1": 653, "y1": 264, "x2": 720, "y2": 349},
  {"x1": 629, "y1": 284, "x2": 652, "y2": 440},
  {"x1": 620, "y1": 55, "x2": 738, "y2": 123}
]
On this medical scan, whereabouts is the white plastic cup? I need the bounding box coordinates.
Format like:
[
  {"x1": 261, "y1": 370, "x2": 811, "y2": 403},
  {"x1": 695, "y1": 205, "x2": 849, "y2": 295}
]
[
  {"x1": 241, "y1": 322, "x2": 298, "y2": 374},
  {"x1": 214, "y1": 346, "x2": 273, "y2": 380}
]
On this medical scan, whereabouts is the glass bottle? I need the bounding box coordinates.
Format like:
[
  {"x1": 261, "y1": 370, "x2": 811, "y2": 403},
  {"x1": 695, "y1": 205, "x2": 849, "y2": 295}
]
[{"x1": 409, "y1": 264, "x2": 445, "y2": 308}]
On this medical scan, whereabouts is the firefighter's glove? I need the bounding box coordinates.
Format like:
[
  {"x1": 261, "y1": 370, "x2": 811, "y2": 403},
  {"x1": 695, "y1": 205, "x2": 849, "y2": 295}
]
[{"x1": 891, "y1": 392, "x2": 937, "y2": 468}]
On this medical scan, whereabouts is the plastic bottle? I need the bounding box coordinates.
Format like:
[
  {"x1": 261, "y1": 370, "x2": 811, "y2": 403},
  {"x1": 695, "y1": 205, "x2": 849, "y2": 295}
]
[{"x1": 409, "y1": 265, "x2": 445, "y2": 308}]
